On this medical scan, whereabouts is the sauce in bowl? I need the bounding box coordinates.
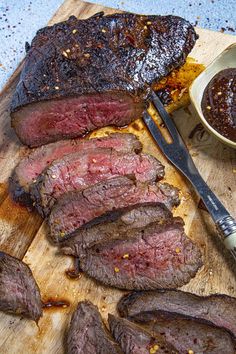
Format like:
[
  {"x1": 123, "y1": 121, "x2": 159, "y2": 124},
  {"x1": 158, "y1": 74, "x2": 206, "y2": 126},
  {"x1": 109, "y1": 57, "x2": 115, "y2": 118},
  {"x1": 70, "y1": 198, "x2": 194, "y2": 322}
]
[{"x1": 201, "y1": 68, "x2": 236, "y2": 142}]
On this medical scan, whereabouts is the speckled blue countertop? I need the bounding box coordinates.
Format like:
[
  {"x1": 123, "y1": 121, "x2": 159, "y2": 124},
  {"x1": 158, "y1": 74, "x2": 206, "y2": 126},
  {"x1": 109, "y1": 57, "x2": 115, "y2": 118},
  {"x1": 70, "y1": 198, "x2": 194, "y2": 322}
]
[{"x1": 0, "y1": 0, "x2": 235, "y2": 90}]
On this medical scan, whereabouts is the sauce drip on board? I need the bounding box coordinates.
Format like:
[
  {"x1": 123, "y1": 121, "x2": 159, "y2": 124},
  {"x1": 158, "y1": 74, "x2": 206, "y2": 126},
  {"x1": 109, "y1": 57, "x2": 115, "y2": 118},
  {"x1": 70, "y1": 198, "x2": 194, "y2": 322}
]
[
  {"x1": 154, "y1": 59, "x2": 205, "y2": 108},
  {"x1": 42, "y1": 299, "x2": 70, "y2": 309},
  {"x1": 201, "y1": 68, "x2": 236, "y2": 142}
]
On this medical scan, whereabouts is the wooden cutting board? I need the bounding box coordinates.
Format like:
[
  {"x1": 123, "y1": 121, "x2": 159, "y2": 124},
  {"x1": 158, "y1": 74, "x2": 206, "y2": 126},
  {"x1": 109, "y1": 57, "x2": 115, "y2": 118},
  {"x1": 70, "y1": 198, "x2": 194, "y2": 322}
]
[{"x1": 0, "y1": 1, "x2": 235, "y2": 353}]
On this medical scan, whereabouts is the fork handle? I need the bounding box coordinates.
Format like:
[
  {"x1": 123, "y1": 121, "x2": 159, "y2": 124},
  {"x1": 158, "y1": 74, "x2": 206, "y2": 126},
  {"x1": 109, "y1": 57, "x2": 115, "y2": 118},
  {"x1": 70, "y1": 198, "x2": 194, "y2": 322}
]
[
  {"x1": 186, "y1": 170, "x2": 236, "y2": 261},
  {"x1": 217, "y1": 217, "x2": 236, "y2": 260}
]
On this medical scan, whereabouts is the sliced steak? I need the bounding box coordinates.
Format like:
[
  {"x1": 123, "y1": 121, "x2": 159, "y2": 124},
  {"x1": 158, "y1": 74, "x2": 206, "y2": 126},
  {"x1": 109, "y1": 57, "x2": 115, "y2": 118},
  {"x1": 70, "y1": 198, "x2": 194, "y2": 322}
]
[
  {"x1": 79, "y1": 218, "x2": 202, "y2": 290},
  {"x1": 67, "y1": 301, "x2": 122, "y2": 354},
  {"x1": 49, "y1": 176, "x2": 180, "y2": 243},
  {"x1": 135, "y1": 311, "x2": 236, "y2": 354},
  {"x1": 117, "y1": 289, "x2": 236, "y2": 339},
  {"x1": 0, "y1": 251, "x2": 42, "y2": 322},
  {"x1": 9, "y1": 133, "x2": 142, "y2": 206},
  {"x1": 61, "y1": 202, "x2": 173, "y2": 254},
  {"x1": 108, "y1": 314, "x2": 177, "y2": 354},
  {"x1": 11, "y1": 13, "x2": 197, "y2": 147},
  {"x1": 31, "y1": 149, "x2": 164, "y2": 216},
  {"x1": 9, "y1": 133, "x2": 142, "y2": 205}
]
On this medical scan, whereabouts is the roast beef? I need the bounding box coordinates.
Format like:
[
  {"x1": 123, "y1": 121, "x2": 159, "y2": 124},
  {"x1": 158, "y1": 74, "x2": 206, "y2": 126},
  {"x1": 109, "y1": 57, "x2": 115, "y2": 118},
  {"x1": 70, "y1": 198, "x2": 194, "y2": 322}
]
[
  {"x1": 9, "y1": 133, "x2": 141, "y2": 206},
  {"x1": 78, "y1": 217, "x2": 202, "y2": 290},
  {"x1": 117, "y1": 289, "x2": 236, "y2": 339},
  {"x1": 0, "y1": 251, "x2": 42, "y2": 322},
  {"x1": 108, "y1": 314, "x2": 177, "y2": 353},
  {"x1": 49, "y1": 176, "x2": 180, "y2": 243},
  {"x1": 11, "y1": 12, "x2": 197, "y2": 147},
  {"x1": 67, "y1": 301, "x2": 122, "y2": 354},
  {"x1": 134, "y1": 311, "x2": 236, "y2": 354},
  {"x1": 31, "y1": 149, "x2": 165, "y2": 216},
  {"x1": 61, "y1": 202, "x2": 173, "y2": 254}
]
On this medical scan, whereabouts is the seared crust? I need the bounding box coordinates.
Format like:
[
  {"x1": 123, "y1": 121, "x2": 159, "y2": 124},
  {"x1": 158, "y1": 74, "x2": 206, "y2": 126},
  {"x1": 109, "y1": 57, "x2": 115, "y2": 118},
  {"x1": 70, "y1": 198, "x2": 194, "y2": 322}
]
[{"x1": 11, "y1": 12, "x2": 197, "y2": 112}]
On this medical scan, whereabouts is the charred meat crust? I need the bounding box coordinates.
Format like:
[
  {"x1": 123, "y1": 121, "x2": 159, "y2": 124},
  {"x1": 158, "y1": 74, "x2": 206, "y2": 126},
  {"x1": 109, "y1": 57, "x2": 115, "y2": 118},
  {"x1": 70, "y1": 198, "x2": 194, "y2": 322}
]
[
  {"x1": 11, "y1": 13, "x2": 197, "y2": 111},
  {"x1": 67, "y1": 301, "x2": 122, "y2": 354},
  {"x1": 0, "y1": 251, "x2": 42, "y2": 322},
  {"x1": 10, "y1": 13, "x2": 197, "y2": 147},
  {"x1": 117, "y1": 289, "x2": 236, "y2": 339}
]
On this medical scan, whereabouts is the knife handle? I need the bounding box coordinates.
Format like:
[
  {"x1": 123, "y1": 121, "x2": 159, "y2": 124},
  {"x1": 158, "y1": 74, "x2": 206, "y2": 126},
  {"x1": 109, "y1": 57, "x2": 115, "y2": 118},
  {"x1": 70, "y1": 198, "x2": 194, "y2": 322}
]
[{"x1": 217, "y1": 216, "x2": 236, "y2": 260}]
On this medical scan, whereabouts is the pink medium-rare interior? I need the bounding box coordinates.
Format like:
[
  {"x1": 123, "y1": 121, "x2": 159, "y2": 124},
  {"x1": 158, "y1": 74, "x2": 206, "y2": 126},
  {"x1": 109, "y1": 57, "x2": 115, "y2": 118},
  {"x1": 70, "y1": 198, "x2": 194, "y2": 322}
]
[
  {"x1": 50, "y1": 182, "x2": 174, "y2": 238},
  {"x1": 16, "y1": 133, "x2": 141, "y2": 187},
  {"x1": 12, "y1": 93, "x2": 144, "y2": 147},
  {"x1": 42, "y1": 151, "x2": 162, "y2": 201},
  {"x1": 94, "y1": 226, "x2": 189, "y2": 279}
]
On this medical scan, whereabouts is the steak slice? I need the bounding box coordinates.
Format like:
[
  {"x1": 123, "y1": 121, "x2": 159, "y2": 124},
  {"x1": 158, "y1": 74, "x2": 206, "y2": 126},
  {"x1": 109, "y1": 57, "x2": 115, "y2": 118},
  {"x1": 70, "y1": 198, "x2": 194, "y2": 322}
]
[
  {"x1": 79, "y1": 218, "x2": 202, "y2": 290},
  {"x1": 117, "y1": 289, "x2": 236, "y2": 339},
  {"x1": 67, "y1": 301, "x2": 122, "y2": 354},
  {"x1": 0, "y1": 251, "x2": 42, "y2": 322},
  {"x1": 11, "y1": 13, "x2": 197, "y2": 147},
  {"x1": 134, "y1": 311, "x2": 236, "y2": 354},
  {"x1": 61, "y1": 202, "x2": 173, "y2": 254},
  {"x1": 108, "y1": 314, "x2": 177, "y2": 354},
  {"x1": 31, "y1": 149, "x2": 164, "y2": 216},
  {"x1": 9, "y1": 133, "x2": 141, "y2": 206},
  {"x1": 49, "y1": 176, "x2": 180, "y2": 243}
]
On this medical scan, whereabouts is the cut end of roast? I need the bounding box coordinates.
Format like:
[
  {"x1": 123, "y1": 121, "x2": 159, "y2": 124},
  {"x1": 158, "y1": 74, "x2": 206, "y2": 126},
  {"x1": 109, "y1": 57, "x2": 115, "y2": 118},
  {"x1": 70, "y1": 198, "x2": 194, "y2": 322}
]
[
  {"x1": 11, "y1": 12, "x2": 197, "y2": 147},
  {"x1": 12, "y1": 93, "x2": 144, "y2": 147}
]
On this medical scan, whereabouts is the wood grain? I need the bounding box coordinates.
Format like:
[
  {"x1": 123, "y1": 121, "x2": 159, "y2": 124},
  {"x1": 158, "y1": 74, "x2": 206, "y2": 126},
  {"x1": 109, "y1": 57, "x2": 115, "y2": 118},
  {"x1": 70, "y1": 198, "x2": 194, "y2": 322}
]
[{"x1": 0, "y1": 1, "x2": 235, "y2": 353}]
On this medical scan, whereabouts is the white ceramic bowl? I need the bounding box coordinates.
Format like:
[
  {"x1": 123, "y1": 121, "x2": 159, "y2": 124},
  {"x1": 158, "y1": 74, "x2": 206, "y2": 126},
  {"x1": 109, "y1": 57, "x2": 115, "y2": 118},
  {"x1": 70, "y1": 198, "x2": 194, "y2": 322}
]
[{"x1": 189, "y1": 43, "x2": 236, "y2": 149}]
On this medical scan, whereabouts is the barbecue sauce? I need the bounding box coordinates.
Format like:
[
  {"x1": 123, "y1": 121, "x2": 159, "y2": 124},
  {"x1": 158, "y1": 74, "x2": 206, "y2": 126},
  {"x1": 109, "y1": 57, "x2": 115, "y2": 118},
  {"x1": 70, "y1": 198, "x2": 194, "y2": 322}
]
[{"x1": 201, "y1": 68, "x2": 236, "y2": 142}]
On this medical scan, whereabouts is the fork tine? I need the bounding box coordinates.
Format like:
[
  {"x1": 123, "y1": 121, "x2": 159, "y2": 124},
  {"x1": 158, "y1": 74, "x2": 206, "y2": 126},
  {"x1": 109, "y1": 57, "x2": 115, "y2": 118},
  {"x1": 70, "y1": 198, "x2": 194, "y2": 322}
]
[
  {"x1": 151, "y1": 91, "x2": 181, "y2": 142},
  {"x1": 143, "y1": 111, "x2": 168, "y2": 150}
]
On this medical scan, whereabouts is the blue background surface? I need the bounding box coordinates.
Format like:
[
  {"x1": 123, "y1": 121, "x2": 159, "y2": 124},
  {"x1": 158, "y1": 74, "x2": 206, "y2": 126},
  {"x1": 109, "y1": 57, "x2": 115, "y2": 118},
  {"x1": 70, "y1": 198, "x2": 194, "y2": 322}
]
[{"x1": 0, "y1": 0, "x2": 235, "y2": 90}]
